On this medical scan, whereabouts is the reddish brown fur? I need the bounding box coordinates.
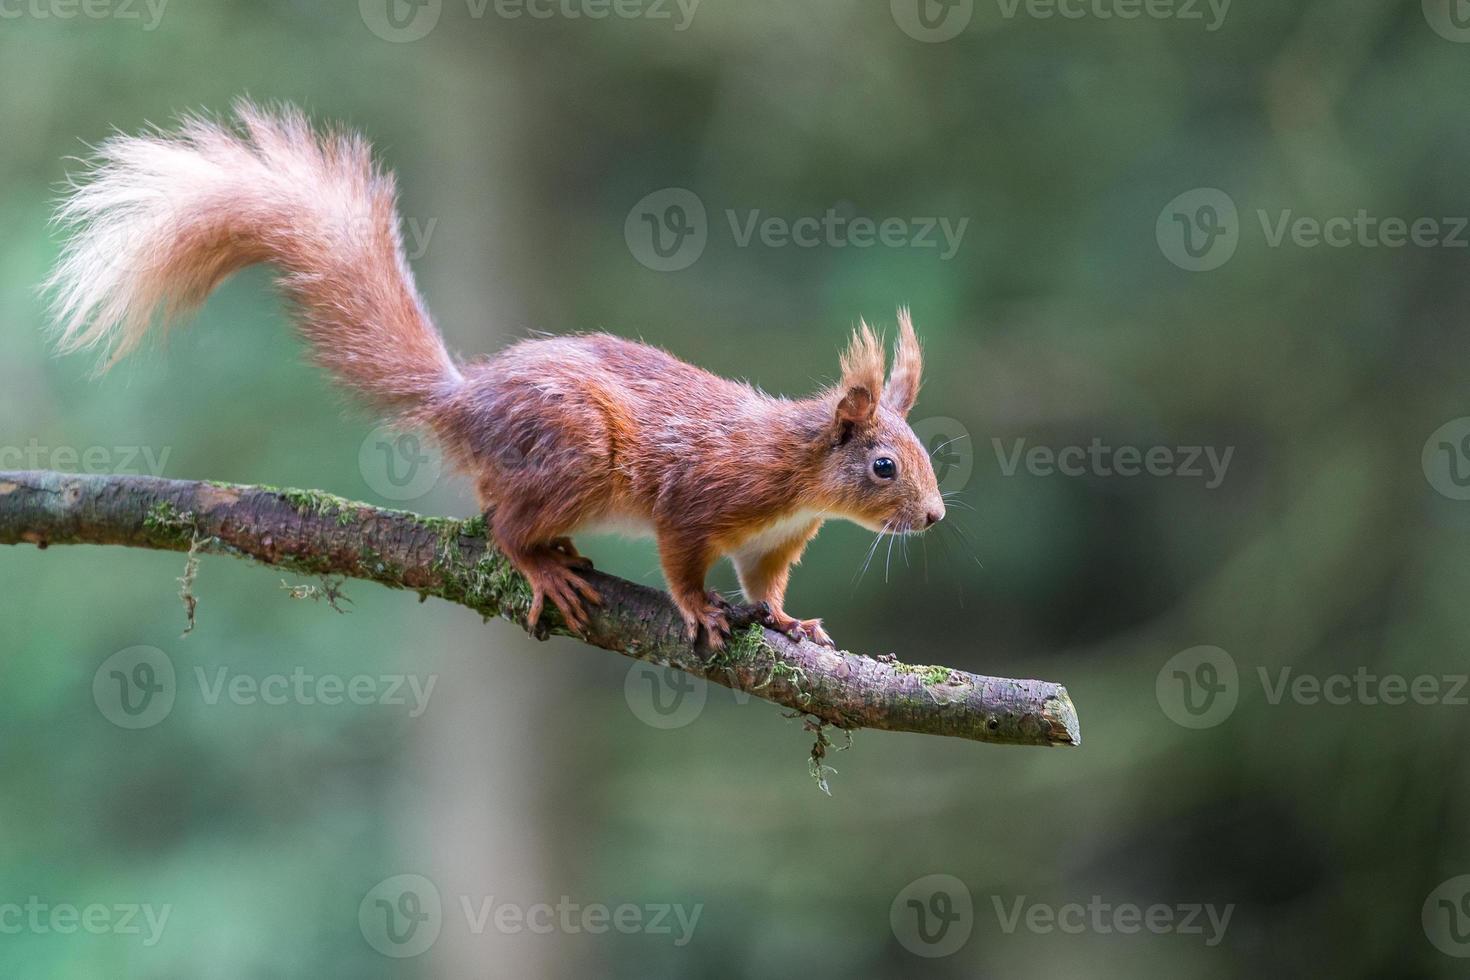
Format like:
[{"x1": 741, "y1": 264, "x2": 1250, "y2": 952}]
[{"x1": 45, "y1": 104, "x2": 945, "y2": 648}]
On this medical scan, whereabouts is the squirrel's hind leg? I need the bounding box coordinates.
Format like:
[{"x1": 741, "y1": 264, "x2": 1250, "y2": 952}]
[
  {"x1": 490, "y1": 502, "x2": 602, "y2": 636},
  {"x1": 547, "y1": 536, "x2": 592, "y2": 570}
]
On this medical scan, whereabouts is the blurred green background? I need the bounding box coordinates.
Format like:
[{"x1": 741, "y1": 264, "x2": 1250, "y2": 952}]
[{"x1": 4, "y1": 1, "x2": 1470, "y2": 976}]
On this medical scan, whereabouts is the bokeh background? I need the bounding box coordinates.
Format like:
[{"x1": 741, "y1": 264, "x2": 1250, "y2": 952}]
[{"x1": 3, "y1": 1, "x2": 1470, "y2": 976}]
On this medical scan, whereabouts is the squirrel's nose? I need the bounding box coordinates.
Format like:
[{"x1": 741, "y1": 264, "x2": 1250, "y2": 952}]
[{"x1": 925, "y1": 507, "x2": 945, "y2": 528}]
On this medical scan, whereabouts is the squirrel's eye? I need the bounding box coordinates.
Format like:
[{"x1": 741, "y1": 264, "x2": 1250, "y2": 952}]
[{"x1": 872, "y1": 457, "x2": 897, "y2": 479}]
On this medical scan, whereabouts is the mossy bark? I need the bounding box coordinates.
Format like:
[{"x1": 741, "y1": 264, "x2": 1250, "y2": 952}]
[{"x1": 0, "y1": 470, "x2": 1080, "y2": 747}]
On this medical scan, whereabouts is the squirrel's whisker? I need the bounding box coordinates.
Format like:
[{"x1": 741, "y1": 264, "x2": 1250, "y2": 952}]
[
  {"x1": 929, "y1": 434, "x2": 970, "y2": 457},
  {"x1": 945, "y1": 520, "x2": 985, "y2": 569},
  {"x1": 854, "y1": 523, "x2": 887, "y2": 587}
]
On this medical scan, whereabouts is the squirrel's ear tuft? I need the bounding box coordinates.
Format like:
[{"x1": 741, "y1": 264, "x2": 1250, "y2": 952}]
[
  {"x1": 882, "y1": 308, "x2": 923, "y2": 417},
  {"x1": 832, "y1": 320, "x2": 884, "y2": 441},
  {"x1": 839, "y1": 319, "x2": 885, "y2": 402}
]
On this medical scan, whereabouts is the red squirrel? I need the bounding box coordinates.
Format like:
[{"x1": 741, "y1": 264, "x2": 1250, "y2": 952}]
[{"x1": 44, "y1": 102, "x2": 946, "y2": 649}]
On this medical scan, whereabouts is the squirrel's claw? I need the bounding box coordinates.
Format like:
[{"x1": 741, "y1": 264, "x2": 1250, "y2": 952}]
[
  {"x1": 794, "y1": 618, "x2": 835, "y2": 648},
  {"x1": 762, "y1": 610, "x2": 835, "y2": 648},
  {"x1": 682, "y1": 593, "x2": 732, "y2": 651},
  {"x1": 525, "y1": 559, "x2": 601, "y2": 638}
]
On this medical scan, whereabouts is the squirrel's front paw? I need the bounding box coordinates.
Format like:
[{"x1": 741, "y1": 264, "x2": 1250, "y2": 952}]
[
  {"x1": 681, "y1": 591, "x2": 732, "y2": 650},
  {"x1": 763, "y1": 610, "x2": 835, "y2": 648}
]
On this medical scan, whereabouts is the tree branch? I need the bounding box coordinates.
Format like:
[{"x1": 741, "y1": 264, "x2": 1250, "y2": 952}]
[{"x1": 0, "y1": 470, "x2": 1080, "y2": 748}]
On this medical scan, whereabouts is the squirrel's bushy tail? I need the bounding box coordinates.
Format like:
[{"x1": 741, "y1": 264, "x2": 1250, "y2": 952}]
[{"x1": 45, "y1": 100, "x2": 460, "y2": 413}]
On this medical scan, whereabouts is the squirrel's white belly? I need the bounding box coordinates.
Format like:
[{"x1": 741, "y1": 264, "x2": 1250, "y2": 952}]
[
  {"x1": 575, "y1": 509, "x2": 824, "y2": 556},
  {"x1": 731, "y1": 509, "x2": 825, "y2": 557},
  {"x1": 577, "y1": 513, "x2": 657, "y2": 540}
]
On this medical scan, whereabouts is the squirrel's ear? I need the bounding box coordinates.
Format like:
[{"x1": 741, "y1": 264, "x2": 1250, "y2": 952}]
[
  {"x1": 832, "y1": 320, "x2": 884, "y2": 441},
  {"x1": 833, "y1": 384, "x2": 877, "y2": 442},
  {"x1": 882, "y1": 308, "x2": 923, "y2": 417}
]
